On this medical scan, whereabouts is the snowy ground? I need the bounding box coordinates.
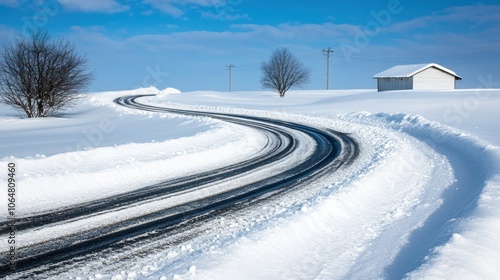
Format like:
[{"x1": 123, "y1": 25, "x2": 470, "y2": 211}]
[{"x1": 1, "y1": 86, "x2": 500, "y2": 279}]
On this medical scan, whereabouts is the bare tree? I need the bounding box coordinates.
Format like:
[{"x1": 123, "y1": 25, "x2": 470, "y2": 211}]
[
  {"x1": 260, "y1": 47, "x2": 310, "y2": 98},
  {"x1": 0, "y1": 30, "x2": 93, "y2": 118}
]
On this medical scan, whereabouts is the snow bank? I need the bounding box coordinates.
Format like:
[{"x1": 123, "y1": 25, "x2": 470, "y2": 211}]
[
  {"x1": 0, "y1": 88, "x2": 267, "y2": 215},
  {"x1": 2, "y1": 88, "x2": 500, "y2": 279},
  {"x1": 159, "y1": 87, "x2": 182, "y2": 96},
  {"x1": 368, "y1": 113, "x2": 500, "y2": 279},
  {"x1": 189, "y1": 113, "x2": 454, "y2": 279},
  {"x1": 139, "y1": 92, "x2": 500, "y2": 279}
]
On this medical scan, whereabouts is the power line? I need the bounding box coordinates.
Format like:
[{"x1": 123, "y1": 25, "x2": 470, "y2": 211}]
[
  {"x1": 322, "y1": 47, "x2": 334, "y2": 90},
  {"x1": 226, "y1": 64, "x2": 235, "y2": 92}
]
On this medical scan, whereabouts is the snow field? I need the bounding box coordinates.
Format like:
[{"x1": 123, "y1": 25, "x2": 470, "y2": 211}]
[
  {"x1": 380, "y1": 114, "x2": 500, "y2": 279},
  {"x1": 3, "y1": 123, "x2": 317, "y2": 253},
  {"x1": 1, "y1": 88, "x2": 500, "y2": 279},
  {"x1": 138, "y1": 103, "x2": 452, "y2": 280},
  {"x1": 12, "y1": 122, "x2": 265, "y2": 215},
  {"x1": 140, "y1": 90, "x2": 500, "y2": 279}
]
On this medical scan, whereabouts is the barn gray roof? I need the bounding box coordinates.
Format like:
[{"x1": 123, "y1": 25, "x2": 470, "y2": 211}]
[{"x1": 374, "y1": 63, "x2": 462, "y2": 80}]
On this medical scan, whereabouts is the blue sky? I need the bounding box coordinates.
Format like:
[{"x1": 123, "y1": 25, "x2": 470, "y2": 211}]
[{"x1": 0, "y1": 0, "x2": 499, "y2": 92}]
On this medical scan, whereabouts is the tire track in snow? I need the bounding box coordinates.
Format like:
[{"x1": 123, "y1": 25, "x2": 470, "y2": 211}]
[{"x1": 0, "y1": 95, "x2": 358, "y2": 278}]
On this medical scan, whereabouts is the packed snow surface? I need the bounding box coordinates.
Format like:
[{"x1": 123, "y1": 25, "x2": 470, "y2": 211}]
[{"x1": 1, "y1": 85, "x2": 499, "y2": 279}]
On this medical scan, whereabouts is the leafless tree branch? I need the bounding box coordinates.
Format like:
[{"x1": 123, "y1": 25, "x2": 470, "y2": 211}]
[
  {"x1": 260, "y1": 47, "x2": 310, "y2": 98},
  {"x1": 0, "y1": 30, "x2": 93, "y2": 118}
]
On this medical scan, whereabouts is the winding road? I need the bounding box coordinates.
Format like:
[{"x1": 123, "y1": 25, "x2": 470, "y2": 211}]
[{"x1": 1, "y1": 95, "x2": 358, "y2": 277}]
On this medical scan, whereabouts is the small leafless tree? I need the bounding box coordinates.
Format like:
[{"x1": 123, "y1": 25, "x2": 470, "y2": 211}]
[
  {"x1": 0, "y1": 30, "x2": 93, "y2": 118},
  {"x1": 260, "y1": 47, "x2": 310, "y2": 98}
]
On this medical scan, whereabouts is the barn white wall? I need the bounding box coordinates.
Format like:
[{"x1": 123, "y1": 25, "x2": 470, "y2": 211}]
[{"x1": 413, "y1": 67, "x2": 456, "y2": 90}]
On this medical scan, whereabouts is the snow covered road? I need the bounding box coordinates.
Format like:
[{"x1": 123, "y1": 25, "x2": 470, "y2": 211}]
[
  {"x1": 1, "y1": 88, "x2": 500, "y2": 279},
  {"x1": 1, "y1": 93, "x2": 357, "y2": 278}
]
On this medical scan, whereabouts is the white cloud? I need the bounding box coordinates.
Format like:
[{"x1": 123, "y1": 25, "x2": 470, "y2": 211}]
[
  {"x1": 0, "y1": 0, "x2": 19, "y2": 8},
  {"x1": 201, "y1": 9, "x2": 246, "y2": 21},
  {"x1": 142, "y1": 0, "x2": 183, "y2": 17},
  {"x1": 57, "y1": 0, "x2": 129, "y2": 13},
  {"x1": 386, "y1": 16, "x2": 432, "y2": 33},
  {"x1": 143, "y1": 0, "x2": 236, "y2": 18},
  {"x1": 230, "y1": 22, "x2": 358, "y2": 41},
  {"x1": 442, "y1": 4, "x2": 500, "y2": 24},
  {"x1": 386, "y1": 4, "x2": 500, "y2": 33},
  {"x1": 69, "y1": 21, "x2": 358, "y2": 55}
]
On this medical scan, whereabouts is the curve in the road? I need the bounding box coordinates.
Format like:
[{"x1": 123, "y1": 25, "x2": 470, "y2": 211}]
[{"x1": 1, "y1": 95, "x2": 358, "y2": 277}]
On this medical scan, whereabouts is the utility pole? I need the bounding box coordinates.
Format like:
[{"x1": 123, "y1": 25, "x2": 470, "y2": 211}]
[
  {"x1": 226, "y1": 64, "x2": 235, "y2": 92},
  {"x1": 322, "y1": 47, "x2": 334, "y2": 90}
]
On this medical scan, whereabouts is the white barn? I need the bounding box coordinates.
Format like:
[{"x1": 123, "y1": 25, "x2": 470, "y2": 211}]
[{"x1": 373, "y1": 63, "x2": 461, "y2": 92}]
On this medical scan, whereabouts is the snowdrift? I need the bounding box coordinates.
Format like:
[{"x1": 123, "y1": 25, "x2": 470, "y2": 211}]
[{"x1": 1, "y1": 88, "x2": 500, "y2": 279}]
